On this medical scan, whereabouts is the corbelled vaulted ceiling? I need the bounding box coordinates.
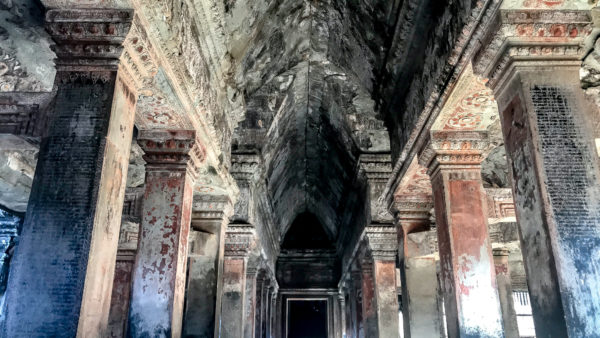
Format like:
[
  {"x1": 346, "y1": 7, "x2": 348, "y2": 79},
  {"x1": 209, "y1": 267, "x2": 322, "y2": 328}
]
[{"x1": 229, "y1": 0, "x2": 394, "y2": 239}]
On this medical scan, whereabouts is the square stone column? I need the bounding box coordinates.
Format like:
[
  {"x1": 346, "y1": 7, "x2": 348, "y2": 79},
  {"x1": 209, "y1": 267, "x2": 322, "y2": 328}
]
[
  {"x1": 393, "y1": 198, "x2": 441, "y2": 338},
  {"x1": 338, "y1": 290, "x2": 346, "y2": 338},
  {"x1": 473, "y1": 7, "x2": 600, "y2": 336},
  {"x1": 3, "y1": 8, "x2": 136, "y2": 337},
  {"x1": 418, "y1": 131, "x2": 504, "y2": 338},
  {"x1": 268, "y1": 285, "x2": 278, "y2": 338},
  {"x1": 358, "y1": 226, "x2": 400, "y2": 338},
  {"x1": 219, "y1": 224, "x2": 255, "y2": 338},
  {"x1": 244, "y1": 268, "x2": 259, "y2": 338},
  {"x1": 183, "y1": 194, "x2": 233, "y2": 337},
  {"x1": 127, "y1": 129, "x2": 201, "y2": 337},
  {"x1": 493, "y1": 248, "x2": 520, "y2": 338}
]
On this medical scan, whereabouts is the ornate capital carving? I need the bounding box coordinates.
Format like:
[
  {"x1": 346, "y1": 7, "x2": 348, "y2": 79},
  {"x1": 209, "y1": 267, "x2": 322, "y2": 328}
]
[
  {"x1": 418, "y1": 131, "x2": 490, "y2": 175},
  {"x1": 359, "y1": 153, "x2": 392, "y2": 181},
  {"x1": 473, "y1": 9, "x2": 593, "y2": 89},
  {"x1": 361, "y1": 225, "x2": 398, "y2": 262},
  {"x1": 392, "y1": 196, "x2": 433, "y2": 222},
  {"x1": 137, "y1": 129, "x2": 203, "y2": 177},
  {"x1": 230, "y1": 154, "x2": 261, "y2": 182},
  {"x1": 224, "y1": 224, "x2": 256, "y2": 258},
  {"x1": 191, "y1": 194, "x2": 233, "y2": 233},
  {"x1": 45, "y1": 9, "x2": 133, "y2": 72}
]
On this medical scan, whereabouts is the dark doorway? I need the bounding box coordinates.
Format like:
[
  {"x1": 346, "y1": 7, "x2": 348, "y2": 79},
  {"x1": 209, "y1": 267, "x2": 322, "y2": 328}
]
[{"x1": 287, "y1": 300, "x2": 328, "y2": 338}]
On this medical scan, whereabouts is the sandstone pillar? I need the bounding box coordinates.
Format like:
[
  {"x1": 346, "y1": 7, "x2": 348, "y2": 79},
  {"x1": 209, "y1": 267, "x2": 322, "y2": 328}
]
[
  {"x1": 338, "y1": 291, "x2": 346, "y2": 338},
  {"x1": 418, "y1": 132, "x2": 504, "y2": 337},
  {"x1": 268, "y1": 286, "x2": 278, "y2": 338},
  {"x1": 359, "y1": 226, "x2": 400, "y2": 338},
  {"x1": 350, "y1": 270, "x2": 363, "y2": 338},
  {"x1": 219, "y1": 225, "x2": 255, "y2": 338},
  {"x1": 3, "y1": 8, "x2": 136, "y2": 336},
  {"x1": 259, "y1": 279, "x2": 271, "y2": 338},
  {"x1": 183, "y1": 195, "x2": 232, "y2": 337},
  {"x1": 244, "y1": 268, "x2": 259, "y2": 338},
  {"x1": 473, "y1": 8, "x2": 600, "y2": 336},
  {"x1": 394, "y1": 199, "x2": 441, "y2": 338},
  {"x1": 127, "y1": 129, "x2": 200, "y2": 337},
  {"x1": 493, "y1": 248, "x2": 519, "y2": 338}
]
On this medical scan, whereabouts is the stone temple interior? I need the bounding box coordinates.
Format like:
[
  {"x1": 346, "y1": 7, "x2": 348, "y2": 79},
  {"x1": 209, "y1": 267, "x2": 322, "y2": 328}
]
[{"x1": 0, "y1": 0, "x2": 600, "y2": 337}]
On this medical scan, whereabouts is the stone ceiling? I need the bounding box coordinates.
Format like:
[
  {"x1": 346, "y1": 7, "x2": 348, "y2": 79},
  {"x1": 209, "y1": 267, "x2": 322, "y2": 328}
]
[{"x1": 229, "y1": 0, "x2": 394, "y2": 239}]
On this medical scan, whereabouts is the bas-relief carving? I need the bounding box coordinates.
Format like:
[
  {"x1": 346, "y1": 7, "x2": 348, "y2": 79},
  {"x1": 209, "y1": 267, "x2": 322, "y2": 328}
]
[
  {"x1": 432, "y1": 64, "x2": 497, "y2": 132},
  {"x1": 501, "y1": 0, "x2": 594, "y2": 10},
  {"x1": 0, "y1": 0, "x2": 54, "y2": 92}
]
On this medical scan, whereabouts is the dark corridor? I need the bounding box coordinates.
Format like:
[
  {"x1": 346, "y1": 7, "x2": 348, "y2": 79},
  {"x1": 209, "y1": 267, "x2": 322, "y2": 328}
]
[{"x1": 287, "y1": 300, "x2": 328, "y2": 338}]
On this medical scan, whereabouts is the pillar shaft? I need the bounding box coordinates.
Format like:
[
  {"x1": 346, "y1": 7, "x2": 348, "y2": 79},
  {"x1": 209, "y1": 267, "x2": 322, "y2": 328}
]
[
  {"x1": 473, "y1": 9, "x2": 600, "y2": 336},
  {"x1": 244, "y1": 270, "x2": 258, "y2": 338},
  {"x1": 419, "y1": 133, "x2": 504, "y2": 338},
  {"x1": 394, "y1": 200, "x2": 440, "y2": 338},
  {"x1": 127, "y1": 130, "x2": 199, "y2": 337},
  {"x1": 4, "y1": 8, "x2": 135, "y2": 336},
  {"x1": 183, "y1": 195, "x2": 232, "y2": 337},
  {"x1": 498, "y1": 67, "x2": 600, "y2": 336},
  {"x1": 219, "y1": 225, "x2": 255, "y2": 338},
  {"x1": 493, "y1": 249, "x2": 519, "y2": 338},
  {"x1": 358, "y1": 226, "x2": 400, "y2": 338}
]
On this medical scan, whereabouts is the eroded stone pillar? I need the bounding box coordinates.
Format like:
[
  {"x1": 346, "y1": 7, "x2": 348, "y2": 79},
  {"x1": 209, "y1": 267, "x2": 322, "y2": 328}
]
[
  {"x1": 244, "y1": 268, "x2": 259, "y2": 338},
  {"x1": 268, "y1": 286, "x2": 278, "y2": 338},
  {"x1": 359, "y1": 226, "x2": 400, "y2": 338},
  {"x1": 493, "y1": 248, "x2": 519, "y2": 338},
  {"x1": 338, "y1": 291, "x2": 346, "y2": 338},
  {"x1": 219, "y1": 225, "x2": 255, "y2": 338},
  {"x1": 394, "y1": 199, "x2": 441, "y2": 338},
  {"x1": 473, "y1": 8, "x2": 600, "y2": 336},
  {"x1": 4, "y1": 8, "x2": 135, "y2": 336},
  {"x1": 418, "y1": 132, "x2": 504, "y2": 337},
  {"x1": 183, "y1": 195, "x2": 232, "y2": 337},
  {"x1": 127, "y1": 129, "x2": 200, "y2": 337}
]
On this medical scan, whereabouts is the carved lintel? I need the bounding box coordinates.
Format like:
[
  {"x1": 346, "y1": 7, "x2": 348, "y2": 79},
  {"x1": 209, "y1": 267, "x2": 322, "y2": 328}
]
[
  {"x1": 473, "y1": 9, "x2": 593, "y2": 89},
  {"x1": 224, "y1": 224, "x2": 256, "y2": 258},
  {"x1": 418, "y1": 131, "x2": 491, "y2": 176},
  {"x1": 45, "y1": 9, "x2": 134, "y2": 72}
]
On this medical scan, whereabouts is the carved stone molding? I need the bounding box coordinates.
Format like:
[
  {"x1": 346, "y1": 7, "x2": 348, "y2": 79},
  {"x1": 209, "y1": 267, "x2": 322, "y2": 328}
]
[
  {"x1": 361, "y1": 225, "x2": 398, "y2": 262},
  {"x1": 191, "y1": 194, "x2": 233, "y2": 233},
  {"x1": 392, "y1": 197, "x2": 433, "y2": 221},
  {"x1": 418, "y1": 131, "x2": 491, "y2": 175},
  {"x1": 473, "y1": 9, "x2": 593, "y2": 89},
  {"x1": 45, "y1": 9, "x2": 133, "y2": 72},
  {"x1": 230, "y1": 154, "x2": 262, "y2": 182},
  {"x1": 224, "y1": 224, "x2": 256, "y2": 258},
  {"x1": 137, "y1": 129, "x2": 204, "y2": 178}
]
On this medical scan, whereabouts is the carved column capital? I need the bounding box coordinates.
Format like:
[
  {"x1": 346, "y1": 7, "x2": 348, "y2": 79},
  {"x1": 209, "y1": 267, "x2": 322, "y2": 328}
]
[
  {"x1": 45, "y1": 8, "x2": 133, "y2": 73},
  {"x1": 224, "y1": 224, "x2": 256, "y2": 258},
  {"x1": 359, "y1": 153, "x2": 394, "y2": 223},
  {"x1": 137, "y1": 129, "x2": 204, "y2": 178},
  {"x1": 361, "y1": 225, "x2": 398, "y2": 262},
  {"x1": 191, "y1": 194, "x2": 233, "y2": 233},
  {"x1": 230, "y1": 154, "x2": 262, "y2": 183},
  {"x1": 473, "y1": 8, "x2": 593, "y2": 90},
  {"x1": 418, "y1": 131, "x2": 490, "y2": 177}
]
